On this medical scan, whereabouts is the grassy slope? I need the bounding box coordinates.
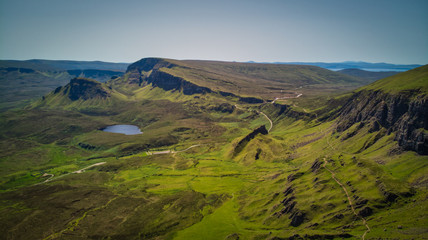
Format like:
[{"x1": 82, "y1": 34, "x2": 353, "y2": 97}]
[{"x1": 361, "y1": 64, "x2": 428, "y2": 94}]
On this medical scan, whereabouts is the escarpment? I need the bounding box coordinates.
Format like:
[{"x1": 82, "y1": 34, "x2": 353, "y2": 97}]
[
  {"x1": 147, "y1": 70, "x2": 212, "y2": 95},
  {"x1": 125, "y1": 58, "x2": 265, "y2": 101},
  {"x1": 336, "y1": 90, "x2": 428, "y2": 154}
]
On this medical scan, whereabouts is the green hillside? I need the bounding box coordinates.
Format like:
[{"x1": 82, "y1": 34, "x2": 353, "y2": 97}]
[
  {"x1": 361, "y1": 64, "x2": 428, "y2": 94},
  {"x1": 0, "y1": 59, "x2": 427, "y2": 239}
]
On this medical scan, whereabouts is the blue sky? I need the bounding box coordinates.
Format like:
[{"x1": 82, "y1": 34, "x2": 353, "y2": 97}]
[{"x1": 0, "y1": 0, "x2": 427, "y2": 64}]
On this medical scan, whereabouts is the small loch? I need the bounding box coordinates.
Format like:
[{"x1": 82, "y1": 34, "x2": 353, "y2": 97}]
[{"x1": 102, "y1": 125, "x2": 142, "y2": 135}]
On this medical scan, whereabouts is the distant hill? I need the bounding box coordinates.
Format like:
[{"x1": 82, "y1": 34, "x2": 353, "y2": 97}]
[
  {"x1": 0, "y1": 59, "x2": 129, "y2": 71},
  {"x1": 338, "y1": 68, "x2": 399, "y2": 82},
  {"x1": 249, "y1": 61, "x2": 423, "y2": 72}
]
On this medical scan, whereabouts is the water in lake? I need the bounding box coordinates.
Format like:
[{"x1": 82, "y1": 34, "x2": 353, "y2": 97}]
[{"x1": 102, "y1": 125, "x2": 142, "y2": 135}]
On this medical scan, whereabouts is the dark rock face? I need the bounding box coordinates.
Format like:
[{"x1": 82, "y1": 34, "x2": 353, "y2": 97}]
[
  {"x1": 126, "y1": 58, "x2": 174, "y2": 72},
  {"x1": 225, "y1": 233, "x2": 240, "y2": 240},
  {"x1": 310, "y1": 159, "x2": 323, "y2": 172},
  {"x1": 273, "y1": 185, "x2": 306, "y2": 227},
  {"x1": 209, "y1": 103, "x2": 235, "y2": 113},
  {"x1": 147, "y1": 70, "x2": 212, "y2": 95},
  {"x1": 66, "y1": 78, "x2": 110, "y2": 101},
  {"x1": 239, "y1": 97, "x2": 264, "y2": 104},
  {"x1": 290, "y1": 211, "x2": 305, "y2": 227},
  {"x1": 233, "y1": 125, "x2": 268, "y2": 156},
  {"x1": 125, "y1": 58, "x2": 176, "y2": 86},
  {"x1": 358, "y1": 206, "x2": 373, "y2": 217},
  {"x1": 337, "y1": 90, "x2": 428, "y2": 155},
  {"x1": 287, "y1": 172, "x2": 304, "y2": 182},
  {"x1": 78, "y1": 142, "x2": 97, "y2": 150},
  {"x1": 273, "y1": 103, "x2": 311, "y2": 120},
  {"x1": 377, "y1": 182, "x2": 399, "y2": 203}
]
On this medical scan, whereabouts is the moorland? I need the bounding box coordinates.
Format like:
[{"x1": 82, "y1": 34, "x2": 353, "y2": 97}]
[{"x1": 0, "y1": 58, "x2": 427, "y2": 239}]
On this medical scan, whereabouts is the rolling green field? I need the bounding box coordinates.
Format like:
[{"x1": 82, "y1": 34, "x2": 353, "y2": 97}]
[{"x1": 0, "y1": 60, "x2": 427, "y2": 239}]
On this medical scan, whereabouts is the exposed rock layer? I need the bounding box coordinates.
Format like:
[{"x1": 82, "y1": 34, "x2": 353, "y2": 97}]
[
  {"x1": 233, "y1": 125, "x2": 268, "y2": 156},
  {"x1": 337, "y1": 90, "x2": 428, "y2": 154}
]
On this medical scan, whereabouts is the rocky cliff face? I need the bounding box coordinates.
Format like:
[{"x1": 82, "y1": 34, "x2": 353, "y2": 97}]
[
  {"x1": 336, "y1": 90, "x2": 428, "y2": 154},
  {"x1": 146, "y1": 70, "x2": 212, "y2": 95},
  {"x1": 63, "y1": 78, "x2": 110, "y2": 101}
]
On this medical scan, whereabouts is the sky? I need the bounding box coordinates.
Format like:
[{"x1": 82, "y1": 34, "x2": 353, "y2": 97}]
[{"x1": 0, "y1": 0, "x2": 427, "y2": 64}]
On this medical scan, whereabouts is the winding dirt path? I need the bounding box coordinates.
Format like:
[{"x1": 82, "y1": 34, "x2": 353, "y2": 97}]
[
  {"x1": 259, "y1": 111, "x2": 273, "y2": 132},
  {"x1": 271, "y1": 93, "x2": 303, "y2": 104},
  {"x1": 234, "y1": 104, "x2": 273, "y2": 132},
  {"x1": 72, "y1": 162, "x2": 106, "y2": 174},
  {"x1": 174, "y1": 144, "x2": 201, "y2": 153},
  {"x1": 41, "y1": 173, "x2": 54, "y2": 183},
  {"x1": 322, "y1": 158, "x2": 370, "y2": 240},
  {"x1": 146, "y1": 144, "x2": 201, "y2": 155},
  {"x1": 35, "y1": 162, "x2": 106, "y2": 185}
]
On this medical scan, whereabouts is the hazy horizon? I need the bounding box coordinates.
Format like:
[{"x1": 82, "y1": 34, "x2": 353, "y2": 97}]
[
  {"x1": 1, "y1": 0, "x2": 427, "y2": 65},
  {"x1": 0, "y1": 58, "x2": 424, "y2": 66}
]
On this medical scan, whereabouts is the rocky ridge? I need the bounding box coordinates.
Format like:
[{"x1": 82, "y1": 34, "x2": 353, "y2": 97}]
[
  {"x1": 59, "y1": 78, "x2": 110, "y2": 101},
  {"x1": 126, "y1": 58, "x2": 265, "y2": 102}
]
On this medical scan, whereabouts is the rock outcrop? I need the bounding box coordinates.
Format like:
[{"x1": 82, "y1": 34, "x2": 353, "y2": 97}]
[
  {"x1": 63, "y1": 78, "x2": 110, "y2": 101},
  {"x1": 273, "y1": 185, "x2": 306, "y2": 227},
  {"x1": 126, "y1": 57, "x2": 175, "y2": 73},
  {"x1": 336, "y1": 90, "x2": 428, "y2": 154}
]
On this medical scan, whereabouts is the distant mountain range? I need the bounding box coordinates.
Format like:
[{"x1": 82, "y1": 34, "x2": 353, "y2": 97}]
[
  {"x1": 0, "y1": 59, "x2": 129, "y2": 71},
  {"x1": 248, "y1": 61, "x2": 423, "y2": 71},
  {"x1": 2, "y1": 59, "x2": 422, "y2": 72}
]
